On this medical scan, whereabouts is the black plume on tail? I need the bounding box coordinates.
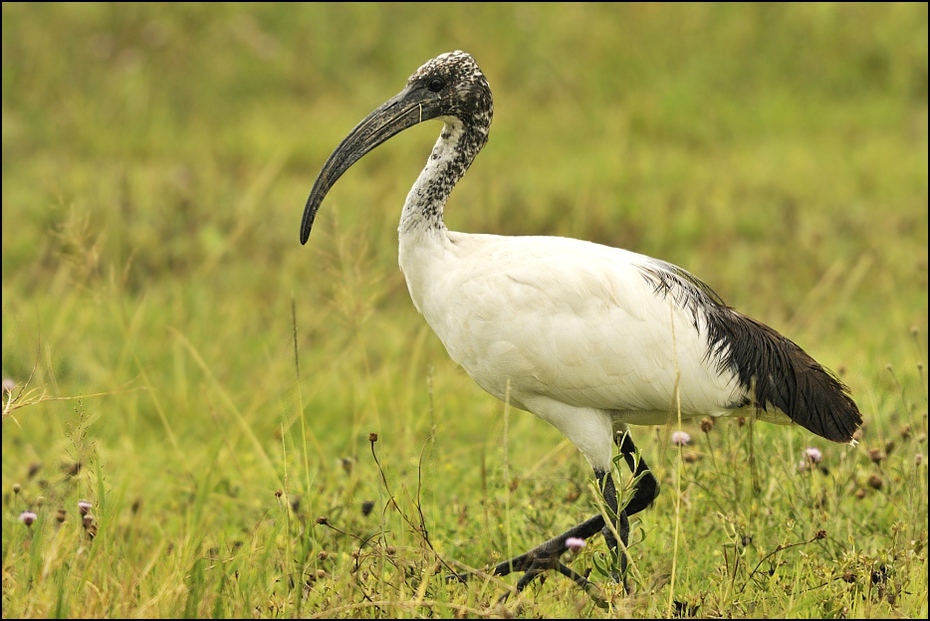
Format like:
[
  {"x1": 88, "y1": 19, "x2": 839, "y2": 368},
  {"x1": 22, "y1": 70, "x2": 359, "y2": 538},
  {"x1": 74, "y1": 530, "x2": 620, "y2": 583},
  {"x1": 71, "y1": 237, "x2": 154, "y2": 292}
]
[
  {"x1": 637, "y1": 259, "x2": 863, "y2": 443},
  {"x1": 710, "y1": 310, "x2": 862, "y2": 443}
]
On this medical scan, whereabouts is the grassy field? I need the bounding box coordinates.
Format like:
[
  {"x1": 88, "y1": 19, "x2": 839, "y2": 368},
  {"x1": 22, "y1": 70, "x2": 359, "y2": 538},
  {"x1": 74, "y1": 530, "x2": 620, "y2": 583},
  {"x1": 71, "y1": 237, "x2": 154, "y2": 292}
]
[{"x1": 2, "y1": 3, "x2": 927, "y2": 618}]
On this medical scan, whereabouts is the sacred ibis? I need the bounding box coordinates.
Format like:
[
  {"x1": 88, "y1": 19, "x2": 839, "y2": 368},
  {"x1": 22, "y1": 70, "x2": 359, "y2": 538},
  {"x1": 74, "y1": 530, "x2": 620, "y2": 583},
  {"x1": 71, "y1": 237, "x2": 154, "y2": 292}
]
[{"x1": 299, "y1": 51, "x2": 862, "y2": 595}]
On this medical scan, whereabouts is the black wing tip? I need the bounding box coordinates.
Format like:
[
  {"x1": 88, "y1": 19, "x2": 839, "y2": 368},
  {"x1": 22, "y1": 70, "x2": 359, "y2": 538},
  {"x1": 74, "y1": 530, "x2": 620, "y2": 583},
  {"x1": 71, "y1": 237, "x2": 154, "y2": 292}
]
[
  {"x1": 775, "y1": 362, "x2": 863, "y2": 444},
  {"x1": 811, "y1": 398, "x2": 863, "y2": 444},
  {"x1": 712, "y1": 312, "x2": 863, "y2": 445}
]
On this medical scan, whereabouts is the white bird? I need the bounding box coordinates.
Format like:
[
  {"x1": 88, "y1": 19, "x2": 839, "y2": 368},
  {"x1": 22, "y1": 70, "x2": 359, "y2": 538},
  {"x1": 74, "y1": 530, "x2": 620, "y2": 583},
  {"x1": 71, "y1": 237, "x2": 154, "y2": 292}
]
[{"x1": 300, "y1": 51, "x2": 862, "y2": 596}]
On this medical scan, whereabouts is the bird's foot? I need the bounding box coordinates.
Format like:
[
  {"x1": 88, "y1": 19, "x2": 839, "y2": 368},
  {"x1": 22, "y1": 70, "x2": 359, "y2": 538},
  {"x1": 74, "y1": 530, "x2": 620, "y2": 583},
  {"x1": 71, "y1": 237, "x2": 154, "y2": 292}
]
[
  {"x1": 448, "y1": 515, "x2": 612, "y2": 606},
  {"x1": 450, "y1": 557, "x2": 605, "y2": 608},
  {"x1": 447, "y1": 539, "x2": 565, "y2": 589}
]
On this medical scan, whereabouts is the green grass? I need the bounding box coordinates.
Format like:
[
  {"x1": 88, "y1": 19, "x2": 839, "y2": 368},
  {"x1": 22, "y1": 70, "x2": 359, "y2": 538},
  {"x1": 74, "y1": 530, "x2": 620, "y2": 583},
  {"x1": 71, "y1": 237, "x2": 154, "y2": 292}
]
[{"x1": 2, "y1": 2, "x2": 927, "y2": 618}]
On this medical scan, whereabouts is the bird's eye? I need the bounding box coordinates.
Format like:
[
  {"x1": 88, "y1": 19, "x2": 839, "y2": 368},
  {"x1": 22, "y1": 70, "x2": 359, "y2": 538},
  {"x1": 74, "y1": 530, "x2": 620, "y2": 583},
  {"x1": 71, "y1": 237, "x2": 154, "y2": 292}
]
[{"x1": 427, "y1": 77, "x2": 444, "y2": 92}]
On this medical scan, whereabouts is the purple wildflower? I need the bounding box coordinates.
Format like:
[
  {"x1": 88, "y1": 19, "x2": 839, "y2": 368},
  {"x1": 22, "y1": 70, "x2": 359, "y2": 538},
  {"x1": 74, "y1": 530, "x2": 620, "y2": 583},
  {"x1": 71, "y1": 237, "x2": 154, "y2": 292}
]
[
  {"x1": 804, "y1": 447, "x2": 823, "y2": 464},
  {"x1": 671, "y1": 431, "x2": 691, "y2": 446},
  {"x1": 19, "y1": 511, "x2": 37, "y2": 526},
  {"x1": 565, "y1": 537, "x2": 586, "y2": 553}
]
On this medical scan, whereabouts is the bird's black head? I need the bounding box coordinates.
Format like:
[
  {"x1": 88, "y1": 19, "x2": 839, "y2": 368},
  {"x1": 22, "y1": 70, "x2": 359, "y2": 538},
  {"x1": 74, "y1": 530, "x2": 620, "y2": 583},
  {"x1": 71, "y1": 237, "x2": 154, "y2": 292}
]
[
  {"x1": 405, "y1": 51, "x2": 494, "y2": 130},
  {"x1": 300, "y1": 51, "x2": 493, "y2": 244}
]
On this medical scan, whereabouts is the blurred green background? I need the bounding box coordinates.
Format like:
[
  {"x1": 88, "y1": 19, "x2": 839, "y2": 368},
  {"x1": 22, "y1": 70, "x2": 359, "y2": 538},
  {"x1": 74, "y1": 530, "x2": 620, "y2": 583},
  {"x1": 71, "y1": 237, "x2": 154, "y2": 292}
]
[{"x1": 2, "y1": 3, "x2": 927, "y2": 618}]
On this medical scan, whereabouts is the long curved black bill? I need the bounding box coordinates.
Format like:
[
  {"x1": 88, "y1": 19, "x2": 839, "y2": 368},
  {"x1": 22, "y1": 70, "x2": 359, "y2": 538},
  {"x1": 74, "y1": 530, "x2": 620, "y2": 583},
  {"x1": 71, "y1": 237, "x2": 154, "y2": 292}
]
[{"x1": 300, "y1": 85, "x2": 441, "y2": 245}]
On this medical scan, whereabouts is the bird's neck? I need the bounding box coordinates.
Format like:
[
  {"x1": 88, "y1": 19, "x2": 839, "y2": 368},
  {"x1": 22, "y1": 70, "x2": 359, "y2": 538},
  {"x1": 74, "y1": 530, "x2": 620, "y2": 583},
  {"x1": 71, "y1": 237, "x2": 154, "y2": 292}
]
[{"x1": 398, "y1": 118, "x2": 486, "y2": 239}]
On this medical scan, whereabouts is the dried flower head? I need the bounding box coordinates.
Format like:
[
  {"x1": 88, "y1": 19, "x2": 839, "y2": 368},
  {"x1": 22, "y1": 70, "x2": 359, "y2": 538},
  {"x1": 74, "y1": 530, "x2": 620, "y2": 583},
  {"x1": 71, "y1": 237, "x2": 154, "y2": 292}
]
[
  {"x1": 78, "y1": 500, "x2": 92, "y2": 516},
  {"x1": 683, "y1": 451, "x2": 701, "y2": 463},
  {"x1": 700, "y1": 417, "x2": 715, "y2": 433}
]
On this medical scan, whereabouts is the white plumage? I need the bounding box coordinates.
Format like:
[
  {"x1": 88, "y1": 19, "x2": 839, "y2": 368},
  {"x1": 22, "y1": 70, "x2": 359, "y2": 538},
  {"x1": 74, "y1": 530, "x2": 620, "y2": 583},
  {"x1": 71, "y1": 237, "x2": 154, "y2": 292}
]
[
  {"x1": 300, "y1": 51, "x2": 862, "y2": 596},
  {"x1": 401, "y1": 232, "x2": 749, "y2": 470}
]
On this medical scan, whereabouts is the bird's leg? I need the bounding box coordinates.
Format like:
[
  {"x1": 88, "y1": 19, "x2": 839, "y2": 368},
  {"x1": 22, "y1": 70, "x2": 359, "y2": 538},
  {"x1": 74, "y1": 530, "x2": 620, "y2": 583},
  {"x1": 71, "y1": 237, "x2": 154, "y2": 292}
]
[
  {"x1": 616, "y1": 431, "x2": 659, "y2": 517},
  {"x1": 450, "y1": 434, "x2": 659, "y2": 598},
  {"x1": 598, "y1": 432, "x2": 660, "y2": 586},
  {"x1": 594, "y1": 467, "x2": 627, "y2": 584}
]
